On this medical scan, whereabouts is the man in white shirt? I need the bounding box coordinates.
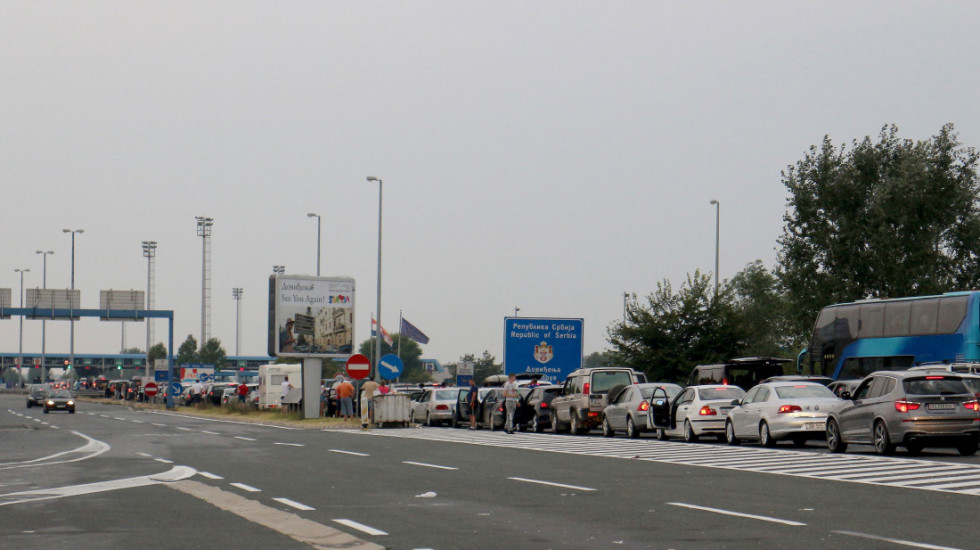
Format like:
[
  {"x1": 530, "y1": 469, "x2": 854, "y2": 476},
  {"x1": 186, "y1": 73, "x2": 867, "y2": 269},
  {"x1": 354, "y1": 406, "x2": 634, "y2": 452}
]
[
  {"x1": 191, "y1": 380, "x2": 204, "y2": 406},
  {"x1": 281, "y1": 376, "x2": 293, "y2": 408},
  {"x1": 502, "y1": 373, "x2": 519, "y2": 434}
]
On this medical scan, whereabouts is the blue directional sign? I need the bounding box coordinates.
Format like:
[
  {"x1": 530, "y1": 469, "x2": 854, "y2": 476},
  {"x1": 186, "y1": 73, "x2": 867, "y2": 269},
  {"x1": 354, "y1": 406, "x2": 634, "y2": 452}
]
[
  {"x1": 170, "y1": 382, "x2": 183, "y2": 396},
  {"x1": 198, "y1": 373, "x2": 213, "y2": 382},
  {"x1": 503, "y1": 317, "x2": 584, "y2": 383},
  {"x1": 378, "y1": 354, "x2": 404, "y2": 380}
]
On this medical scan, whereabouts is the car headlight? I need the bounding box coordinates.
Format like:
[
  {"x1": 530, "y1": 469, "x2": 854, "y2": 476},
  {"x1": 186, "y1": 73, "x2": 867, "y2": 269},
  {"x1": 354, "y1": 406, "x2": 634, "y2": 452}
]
[
  {"x1": 67, "y1": 401, "x2": 74, "y2": 405},
  {"x1": 46, "y1": 400, "x2": 54, "y2": 405}
]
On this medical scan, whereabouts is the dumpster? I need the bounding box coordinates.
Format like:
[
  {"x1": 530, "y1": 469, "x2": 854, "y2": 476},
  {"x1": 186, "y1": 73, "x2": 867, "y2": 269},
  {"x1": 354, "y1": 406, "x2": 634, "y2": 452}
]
[{"x1": 372, "y1": 393, "x2": 412, "y2": 428}]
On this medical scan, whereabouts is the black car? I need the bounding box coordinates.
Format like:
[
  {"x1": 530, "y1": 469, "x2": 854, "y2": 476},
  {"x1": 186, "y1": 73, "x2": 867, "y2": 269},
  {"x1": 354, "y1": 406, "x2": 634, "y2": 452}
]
[
  {"x1": 27, "y1": 385, "x2": 49, "y2": 408},
  {"x1": 525, "y1": 385, "x2": 561, "y2": 432},
  {"x1": 480, "y1": 388, "x2": 534, "y2": 431},
  {"x1": 43, "y1": 389, "x2": 76, "y2": 414}
]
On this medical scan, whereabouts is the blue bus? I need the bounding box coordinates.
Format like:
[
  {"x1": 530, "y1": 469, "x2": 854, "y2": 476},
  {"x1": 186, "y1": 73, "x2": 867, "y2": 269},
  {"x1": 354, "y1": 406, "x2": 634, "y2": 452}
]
[{"x1": 804, "y1": 291, "x2": 980, "y2": 380}]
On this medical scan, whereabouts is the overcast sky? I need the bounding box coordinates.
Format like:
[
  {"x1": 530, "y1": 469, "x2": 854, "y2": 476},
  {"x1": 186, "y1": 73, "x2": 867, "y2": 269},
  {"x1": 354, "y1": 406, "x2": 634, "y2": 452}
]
[{"x1": 3, "y1": 2, "x2": 980, "y2": 366}]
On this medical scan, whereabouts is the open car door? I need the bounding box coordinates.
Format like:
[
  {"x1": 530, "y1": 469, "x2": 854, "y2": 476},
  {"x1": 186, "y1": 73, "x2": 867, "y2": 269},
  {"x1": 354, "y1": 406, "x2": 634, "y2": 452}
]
[{"x1": 649, "y1": 386, "x2": 671, "y2": 429}]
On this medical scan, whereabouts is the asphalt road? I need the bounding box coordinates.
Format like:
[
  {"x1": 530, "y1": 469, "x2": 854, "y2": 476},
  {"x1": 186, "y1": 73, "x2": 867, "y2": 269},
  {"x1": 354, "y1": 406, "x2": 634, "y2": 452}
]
[{"x1": 2, "y1": 393, "x2": 979, "y2": 550}]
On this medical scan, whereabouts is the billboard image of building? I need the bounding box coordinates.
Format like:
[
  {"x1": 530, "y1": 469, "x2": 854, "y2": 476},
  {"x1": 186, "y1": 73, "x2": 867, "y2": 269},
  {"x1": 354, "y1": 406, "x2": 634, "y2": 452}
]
[{"x1": 269, "y1": 276, "x2": 355, "y2": 358}]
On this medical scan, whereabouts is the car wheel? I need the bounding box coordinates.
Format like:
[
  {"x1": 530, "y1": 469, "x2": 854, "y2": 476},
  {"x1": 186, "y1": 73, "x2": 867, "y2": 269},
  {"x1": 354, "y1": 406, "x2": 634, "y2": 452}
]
[
  {"x1": 957, "y1": 438, "x2": 978, "y2": 456},
  {"x1": 550, "y1": 410, "x2": 563, "y2": 433},
  {"x1": 657, "y1": 427, "x2": 670, "y2": 441},
  {"x1": 569, "y1": 412, "x2": 580, "y2": 436},
  {"x1": 873, "y1": 420, "x2": 895, "y2": 456},
  {"x1": 683, "y1": 419, "x2": 698, "y2": 443},
  {"x1": 43, "y1": 407, "x2": 49, "y2": 414},
  {"x1": 826, "y1": 419, "x2": 847, "y2": 453},
  {"x1": 760, "y1": 421, "x2": 776, "y2": 447},
  {"x1": 69, "y1": 408, "x2": 75, "y2": 414},
  {"x1": 451, "y1": 414, "x2": 459, "y2": 429},
  {"x1": 602, "y1": 417, "x2": 614, "y2": 437},
  {"x1": 725, "y1": 420, "x2": 739, "y2": 445},
  {"x1": 627, "y1": 417, "x2": 639, "y2": 439},
  {"x1": 26, "y1": 401, "x2": 32, "y2": 408},
  {"x1": 410, "y1": 411, "x2": 416, "y2": 424}
]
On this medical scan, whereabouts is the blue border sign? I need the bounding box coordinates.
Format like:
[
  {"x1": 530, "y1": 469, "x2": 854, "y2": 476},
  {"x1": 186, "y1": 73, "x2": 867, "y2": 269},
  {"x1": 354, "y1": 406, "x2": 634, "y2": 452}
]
[{"x1": 503, "y1": 317, "x2": 583, "y2": 383}]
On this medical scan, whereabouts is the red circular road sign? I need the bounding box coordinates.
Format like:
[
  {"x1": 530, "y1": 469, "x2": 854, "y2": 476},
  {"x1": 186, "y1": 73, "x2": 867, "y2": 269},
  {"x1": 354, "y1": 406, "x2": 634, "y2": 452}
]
[
  {"x1": 143, "y1": 382, "x2": 159, "y2": 397},
  {"x1": 345, "y1": 354, "x2": 371, "y2": 380}
]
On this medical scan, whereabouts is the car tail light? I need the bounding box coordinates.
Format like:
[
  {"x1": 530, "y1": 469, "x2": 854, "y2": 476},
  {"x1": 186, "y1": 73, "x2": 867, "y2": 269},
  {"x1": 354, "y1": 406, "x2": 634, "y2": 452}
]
[
  {"x1": 778, "y1": 405, "x2": 802, "y2": 414},
  {"x1": 539, "y1": 402, "x2": 549, "y2": 409},
  {"x1": 583, "y1": 382, "x2": 590, "y2": 395},
  {"x1": 699, "y1": 405, "x2": 717, "y2": 416},
  {"x1": 925, "y1": 376, "x2": 945, "y2": 380},
  {"x1": 895, "y1": 400, "x2": 921, "y2": 413},
  {"x1": 587, "y1": 411, "x2": 599, "y2": 417},
  {"x1": 436, "y1": 404, "x2": 449, "y2": 411},
  {"x1": 637, "y1": 400, "x2": 650, "y2": 412},
  {"x1": 722, "y1": 378, "x2": 729, "y2": 386},
  {"x1": 964, "y1": 400, "x2": 980, "y2": 412}
]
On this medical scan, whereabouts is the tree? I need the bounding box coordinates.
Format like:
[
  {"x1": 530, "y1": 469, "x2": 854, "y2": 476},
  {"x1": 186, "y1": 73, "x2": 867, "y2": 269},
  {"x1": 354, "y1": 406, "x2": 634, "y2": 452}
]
[
  {"x1": 357, "y1": 333, "x2": 429, "y2": 383},
  {"x1": 176, "y1": 335, "x2": 199, "y2": 366},
  {"x1": 123, "y1": 347, "x2": 143, "y2": 354},
  {"x1": 607, "y1": 270, "x2": 746, "y2": 383},
  {"x1": 778, "y1": 124, "x2": 980, "y2": 341},
  {"x1": 199, "y1": 338, "x2": 228, "y2": 368},
  {"x1": 148, "y1": 343, "x2": 167, "y2": 364},
  {"x1": 729, "y1": 260, "x2": 798, "y2": 356},
  {"x1": 583, "y1": 351, "x2": 613, "y2": 368}
]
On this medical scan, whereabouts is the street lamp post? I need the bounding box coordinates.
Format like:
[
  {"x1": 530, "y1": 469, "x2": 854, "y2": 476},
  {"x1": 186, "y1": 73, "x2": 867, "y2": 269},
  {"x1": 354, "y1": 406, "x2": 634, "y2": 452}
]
[
  {"x1": 367, "y1": 176, "x2": 384, "y2": 380},
  {"x1": 15, "y1": 268, "x2": 30, "y2": 382},
  {"x1": 514, "y1": 307, "x2": 520, "y2": 317},
  {"x1": 63, "y1": 228, "x2": 84, "y2": 375},
  {"x1": 141, "y1": 241, "x2": 157, "y2": 377},
  {"x1": 710, "y1": 199, "x2": 720, "y2": 296},
  {"x1": 196, "y1": 216, "x2": 214, "y2": 346},
  {"x1": 272, "y1": 265, "x2": 285, "y2": 276},
  {"x1": 232, "y1": 287, "x2": 243, "y2": 356},
  {"x1": 307, "y1": 213, "x2": 321, "y2": 277},
  {"x1": 36, "y1": 250, "x2": 54, "y2": 380}
]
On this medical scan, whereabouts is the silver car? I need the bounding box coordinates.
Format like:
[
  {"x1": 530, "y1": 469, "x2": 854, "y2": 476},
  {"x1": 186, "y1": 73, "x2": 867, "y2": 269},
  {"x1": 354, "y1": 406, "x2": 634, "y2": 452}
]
[
  {"x1": 826, "y1": 371, "x2": 979, "y2": 456},
  {"x1": 726, "y1": 382, "x2": 840, "y2": 446},
  {"x1": 602, "y1": 383, "x2": 682, "y2": 438},
  {"x1": 411, "y1": 388, "x2": 461, "y2": 426},
  {"x1": 651, "y1": 385, "x2": 745, "y2": 442}
]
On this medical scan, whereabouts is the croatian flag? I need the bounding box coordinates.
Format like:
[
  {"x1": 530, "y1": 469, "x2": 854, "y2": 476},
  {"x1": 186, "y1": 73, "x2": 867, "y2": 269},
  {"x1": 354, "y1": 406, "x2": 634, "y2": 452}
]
[{"x1": 371, "y1": 315, "x2": 394, "y2": 346}]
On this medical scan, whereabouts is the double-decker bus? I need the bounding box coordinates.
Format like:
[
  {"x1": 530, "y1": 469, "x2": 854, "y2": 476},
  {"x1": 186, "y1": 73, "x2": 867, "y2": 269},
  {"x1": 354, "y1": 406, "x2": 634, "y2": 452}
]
[{"x1": 804, "y1": 291, "x2": 980, "y2": 380}]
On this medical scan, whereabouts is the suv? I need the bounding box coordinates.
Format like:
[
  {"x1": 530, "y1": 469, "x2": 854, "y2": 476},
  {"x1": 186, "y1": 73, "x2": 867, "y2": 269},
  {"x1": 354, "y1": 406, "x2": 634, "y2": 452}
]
[
  {"x1": 550, "y1": 368, "x2": 640, "y2": 435},
  {"x1": 826, "y1": 371, "x2": 980, "y2": 456},
  {"x1": 688, "y1": 357, "x2": 791, "y2": 390}
]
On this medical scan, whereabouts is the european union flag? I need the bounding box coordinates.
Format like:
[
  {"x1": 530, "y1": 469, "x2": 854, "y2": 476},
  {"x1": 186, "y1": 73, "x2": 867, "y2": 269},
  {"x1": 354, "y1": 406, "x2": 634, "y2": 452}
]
[{"x1": 400, "y1": 317, "x2": 430, "y2": 345}]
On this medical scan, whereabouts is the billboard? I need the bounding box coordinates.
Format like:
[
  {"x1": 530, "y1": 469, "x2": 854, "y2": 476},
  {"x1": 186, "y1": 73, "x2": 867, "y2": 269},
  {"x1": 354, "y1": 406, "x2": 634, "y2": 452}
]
[
  {"x1": 503, "y1": 317, "x2": 584, "y2": 383},
  {"x1": 268, "y1": 275, "x2": 355, "y2": 359}
]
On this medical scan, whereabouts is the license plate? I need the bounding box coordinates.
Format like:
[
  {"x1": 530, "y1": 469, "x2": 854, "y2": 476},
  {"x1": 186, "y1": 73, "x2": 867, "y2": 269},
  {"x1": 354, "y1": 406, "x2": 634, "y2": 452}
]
[
  {"x1": 719, "y1": 407, "x2": 731, "y2": 415},
  {"x1": 589, "y1": 396, "x2": 603, "y2": 409},
  {"x1": 803, "y1": 422, "x2": 824, "y2": 430},
  {"x1": 927, "y1": 403, "x2": 956, "y2": 410}
]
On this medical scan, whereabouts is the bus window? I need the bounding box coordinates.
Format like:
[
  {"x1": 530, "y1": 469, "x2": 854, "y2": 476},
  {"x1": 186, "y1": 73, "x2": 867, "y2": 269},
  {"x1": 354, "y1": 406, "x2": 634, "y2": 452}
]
[
  {"x1": 837, "y1": 305, "x2": 860, "y2": 339},
  {"x1": 884, "y1": 301, "x2": 911, "y2": 337},
  {"x1": 859, "y1": 304, "x2": 884, "y2": 338},
  {"x1": 910, "y1": 298, "x2": 939, "y2": 335},
  {"x1": 937, "y1": 295, "x2": 968, "y2": 333}
]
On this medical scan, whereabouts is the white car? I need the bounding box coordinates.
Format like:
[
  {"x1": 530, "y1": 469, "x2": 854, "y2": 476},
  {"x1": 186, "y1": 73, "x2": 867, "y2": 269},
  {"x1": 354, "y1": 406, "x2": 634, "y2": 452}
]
[
  {"x1": 410, "y1": 388, "x2": 461, "y2": 426},
  {"x1": 725, "y1": 382, "x2": 841, "y2": 446},
  {"x1": 650, "y1": 385, "x2": 745, "y2": 442}
]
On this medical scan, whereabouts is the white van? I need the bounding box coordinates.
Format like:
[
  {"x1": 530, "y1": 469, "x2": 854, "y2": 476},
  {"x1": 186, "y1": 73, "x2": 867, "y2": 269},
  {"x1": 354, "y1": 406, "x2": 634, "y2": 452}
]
[{"x1": 257, "y1": 364, "x2": 302, "y2": 409}]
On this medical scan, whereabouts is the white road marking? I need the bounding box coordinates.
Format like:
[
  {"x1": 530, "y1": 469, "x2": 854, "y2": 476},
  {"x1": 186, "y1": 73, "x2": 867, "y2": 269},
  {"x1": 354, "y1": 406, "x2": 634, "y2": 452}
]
[
  {"x1": 151, "y1": 423, "x2": 167, "y2": 427},
  {"x1": 148, "y1": 410, "x2": 298, "y2": 430},
  {"x1": 234, "y1": 436, "x2": 257, "y2": 442},
  {"x1": 198, "y1": 471, "x2": 224, "y2": 480},
  {"x1": 86, "y1": 412, "x2": 95, "y2": 416},
  {"x1": 176, "y1": 427, "x2": 193, "y2": 431},
  {"x1": 403, "y1": 461, "x2": 458, "y2": 471},
  {"x1": 131, "y1": 420, "x2": 144, "y2": 424},
  {"x1": 330, "y1": 449, "x2": 370, "y2": 457},
  {"x1": 229, "y1": 482, "x2": 261, "y2": 493},
  {"x1": 201, "y1": 430, "x2": 220, "y2": 435},
  {"x1": 31, "y1": 418, "x2": 42, "y2": 423},
  {"x1": 668, "y1": 502, "x2": 806, "y2": 526},
  {"x1": 0, "y1": 466, "x2": 196, "y2": 506},
  {"x1": 274, "y1": 442, "x2": 304, "y2": 447},
  {"x1": 833, "y1": 530, "x2": 963, "y2": 550},
  {"x1": 508, "y1": 477, "x2": 596, "y2": 492},
  {"x1": 114, "y1": 417, "x2": 126, "y2": 421},
  {"x1": 333, "y1": 519, "x2": 388, "y2": 536},
  {"x1": 154, "y1": 458, "x2": 174, "y2": 464},
  {"x1": 273, "y1": 497, "x2": 315, "y2": 511},
  {"x1": 99, "y1": 415, "x2": 110, "y2": 418},
  {"x1": 0, "y1": 431, "x2": 110, "y2": 470},
  {"x1": 137, "y1": 452, "x2": 153, "y2": 458}
]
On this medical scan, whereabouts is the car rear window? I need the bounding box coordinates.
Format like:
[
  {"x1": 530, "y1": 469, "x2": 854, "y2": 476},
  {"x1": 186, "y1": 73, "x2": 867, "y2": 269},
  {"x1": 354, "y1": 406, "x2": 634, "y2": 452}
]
[
  {"x1": 435, "y1": 390, "x2": 458, "y2": 400},
  {"x1": 591, "y1": 371, "x2": 634, "y2": 393},
  {"x1": 699, "y1": 387, "x2": 745, "y2": 401},
  {"x1": 773, "y1": 385, "x2": 836, "y2": 399},
  {"x1": 903, "y1": 377, "x2": 970, "y2": 395},
  {"x1": 961, "y1": 378, "x2": 980, "y2": 395}
]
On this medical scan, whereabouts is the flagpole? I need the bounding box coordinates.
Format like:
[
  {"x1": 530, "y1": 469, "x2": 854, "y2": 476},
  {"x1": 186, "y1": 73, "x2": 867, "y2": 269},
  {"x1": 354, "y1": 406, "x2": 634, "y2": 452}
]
[
  {"x1": 398, "y1": 310, "x2": 403, "y2": 359},
  {"x1": 370, "y1": 314, "x2": 375, "y2": 380}
]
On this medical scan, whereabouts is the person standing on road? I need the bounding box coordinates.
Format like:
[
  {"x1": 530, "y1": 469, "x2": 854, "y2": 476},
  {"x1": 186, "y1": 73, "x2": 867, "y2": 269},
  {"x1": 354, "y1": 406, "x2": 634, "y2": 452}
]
[
  {"x1": 281, "y1": 376, "x2": 294, "y2": 409},
  {"x1": 337, "y1": 377, "x2": 355, "y2": 420},
  {"x1": 236, "y1": 381, "x2": 249, "y2": 405},
  {"x1": 360, "y1": 378, "x2": 379, "y2": 428},
  {"x1": 467, "y1": 378, "x2": 479, "y2": 430},
  {"x1": 502, "y1": 373, "x2": 519, "y2": 434},
  {"x1": 191, "y1": 380, "x2": 204, "y2": 407}
]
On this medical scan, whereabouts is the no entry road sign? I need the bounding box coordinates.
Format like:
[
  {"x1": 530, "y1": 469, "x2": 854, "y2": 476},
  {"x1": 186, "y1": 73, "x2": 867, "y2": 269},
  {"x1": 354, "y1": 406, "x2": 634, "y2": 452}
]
[
  {"x1": 143, "y1": 382, "x2": 159, "y2": 397},
  {"x1": 345, "y1": 354, "x2": 371, "y2": 380}
]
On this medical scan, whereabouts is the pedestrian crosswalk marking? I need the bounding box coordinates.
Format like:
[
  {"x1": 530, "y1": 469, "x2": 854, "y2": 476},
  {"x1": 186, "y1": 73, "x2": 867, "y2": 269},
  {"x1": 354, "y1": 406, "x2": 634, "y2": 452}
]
[{"x1": 354, "y1": 429, "x2": 980, "y2": 497}]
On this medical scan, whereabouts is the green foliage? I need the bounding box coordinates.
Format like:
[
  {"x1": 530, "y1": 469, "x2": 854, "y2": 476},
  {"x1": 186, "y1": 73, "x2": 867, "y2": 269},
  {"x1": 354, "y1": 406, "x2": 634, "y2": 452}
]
[
  {"x1": 608, "y1": 270, "x2": 746, "y2": 383},
  {"x1": 176, "y1": 335, "x2": 199, "y2": 366},
  {"x1": 148, "y1": 343, "x2": 167, "y2": 364},
  {"x1": 123, "y1": 347, "x2": 143, "y2": 354},
  {"x1": 357, "y1": 333, "x2": 429, "y2": 382},
  {"x1": 778, "y1": 124, "x2": 980, "y2": 341},
  {"x1": 729, "y1": 260, "x2": 798, "y2": 355},
  {"x1": 583, "y1": 350, "x2": 614, "y2": 368},
  {"x1": 199, "y1": 338, "x2": 227, "y2": 368}
]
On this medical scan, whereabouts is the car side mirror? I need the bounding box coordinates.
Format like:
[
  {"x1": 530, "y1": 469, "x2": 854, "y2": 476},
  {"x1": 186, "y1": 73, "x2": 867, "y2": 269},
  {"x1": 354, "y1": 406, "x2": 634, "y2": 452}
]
[
  {"x1": 730, "y1": 399, "x2": 740, "y2": 406},
  {"x1": 839, "y1": 391, "x2": 851, "y2": 400}
]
